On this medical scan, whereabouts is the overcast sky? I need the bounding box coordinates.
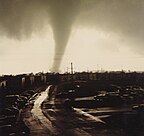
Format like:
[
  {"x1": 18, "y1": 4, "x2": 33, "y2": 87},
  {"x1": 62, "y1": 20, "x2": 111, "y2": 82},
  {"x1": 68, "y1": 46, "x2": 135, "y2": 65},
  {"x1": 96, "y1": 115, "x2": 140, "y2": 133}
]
[{"x1": 0, "y1": 0, "x2": 144, "y2": 75}]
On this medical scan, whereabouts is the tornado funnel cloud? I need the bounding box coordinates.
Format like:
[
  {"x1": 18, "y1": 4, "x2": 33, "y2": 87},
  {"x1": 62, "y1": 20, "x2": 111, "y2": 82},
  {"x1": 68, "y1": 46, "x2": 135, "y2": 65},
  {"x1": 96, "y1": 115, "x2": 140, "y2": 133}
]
[
  {"x1": 49, "y1": 0, "x2": 80, "y2": 72},
  {"x1": 51, "y1": 23, "x2": 72, "y2": 72}
]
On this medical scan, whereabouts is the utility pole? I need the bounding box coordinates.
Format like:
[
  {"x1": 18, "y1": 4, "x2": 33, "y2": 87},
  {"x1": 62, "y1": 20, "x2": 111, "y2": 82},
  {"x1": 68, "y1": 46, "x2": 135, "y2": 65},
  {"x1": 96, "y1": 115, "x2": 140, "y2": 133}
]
[
  {"x1": 71, "y1": 62, "x2": 73, "y2": 75},
  {"x1": 71, "y1": 62, "x2": 74, "y2": 89}
]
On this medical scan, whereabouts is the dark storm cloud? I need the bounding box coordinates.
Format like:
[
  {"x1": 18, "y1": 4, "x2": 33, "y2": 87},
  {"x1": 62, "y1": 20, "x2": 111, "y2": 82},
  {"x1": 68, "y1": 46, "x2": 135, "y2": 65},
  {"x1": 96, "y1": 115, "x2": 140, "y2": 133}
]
[
  {"x1": 0, "y1": 0, "x2": 47, "y2": 39},
  {"x1": 0, "y1": 0, "x2": 81, "y2": 72},
  {"x1": 78, "y1": 0, "x2": 144, "y2": 54},
  {"x1": 0, "y1": 0, "x2": 144, "y2": 72}
]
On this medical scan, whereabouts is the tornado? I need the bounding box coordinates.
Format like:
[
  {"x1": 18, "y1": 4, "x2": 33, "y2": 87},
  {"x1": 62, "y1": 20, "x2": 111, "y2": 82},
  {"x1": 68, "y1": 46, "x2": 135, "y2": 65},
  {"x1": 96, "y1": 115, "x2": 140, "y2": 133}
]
[
  {"x1": 49, "y1": 0, "x2": 80, "y2": 72},
  {"x1": 1, "y1": 0, "x2": 144, "y2": 73},
  {"x1": 0, "y1": 0, "x2": 80, "y2": 73}
]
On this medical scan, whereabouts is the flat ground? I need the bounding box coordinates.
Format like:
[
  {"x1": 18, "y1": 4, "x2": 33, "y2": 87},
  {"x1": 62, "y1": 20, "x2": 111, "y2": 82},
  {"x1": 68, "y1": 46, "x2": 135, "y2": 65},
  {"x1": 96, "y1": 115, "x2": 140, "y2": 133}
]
[{"x1": 23, "y1": 85, "x2": 144, "y2": 136}]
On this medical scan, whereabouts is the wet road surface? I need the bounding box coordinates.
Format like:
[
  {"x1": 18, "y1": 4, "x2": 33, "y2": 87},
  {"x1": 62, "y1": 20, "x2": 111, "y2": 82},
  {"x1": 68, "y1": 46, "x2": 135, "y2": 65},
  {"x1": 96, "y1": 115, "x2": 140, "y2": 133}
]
[
  {"x1": 31, "y1": 86, "x2": 59, "y2": 135},
  {"x1": 23, "y1": 86, "x2": 106, "y2": 136},
  {"x1": 23, "y1": 85, "x2": 144, "y2": 136}
]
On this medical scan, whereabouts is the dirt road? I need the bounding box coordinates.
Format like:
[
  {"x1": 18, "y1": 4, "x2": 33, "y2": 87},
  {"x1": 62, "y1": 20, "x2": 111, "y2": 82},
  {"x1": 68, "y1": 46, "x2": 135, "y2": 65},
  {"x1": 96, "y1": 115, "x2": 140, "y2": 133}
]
[{"x1": 23, "y1": 85, "x2": 131, "y2": 136}]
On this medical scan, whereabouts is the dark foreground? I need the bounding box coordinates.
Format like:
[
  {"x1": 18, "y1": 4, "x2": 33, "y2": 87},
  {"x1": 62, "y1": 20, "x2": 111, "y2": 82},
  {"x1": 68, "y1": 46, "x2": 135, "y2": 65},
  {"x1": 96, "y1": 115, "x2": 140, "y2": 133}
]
[{"x1": 22, "y1": 85, "x2": 144, "y2": 136}]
